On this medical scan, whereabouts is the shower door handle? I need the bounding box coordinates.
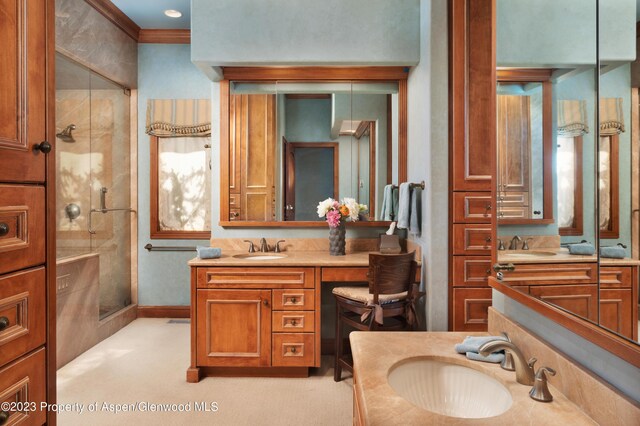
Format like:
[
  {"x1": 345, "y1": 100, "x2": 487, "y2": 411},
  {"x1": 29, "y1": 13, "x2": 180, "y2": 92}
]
[{"x1": 34, "y1": 140, "x2": 52, "y2": 154}]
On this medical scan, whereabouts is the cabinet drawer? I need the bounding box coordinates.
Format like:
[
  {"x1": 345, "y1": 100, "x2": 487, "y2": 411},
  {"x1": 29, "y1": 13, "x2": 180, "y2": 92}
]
[
  {"x1": 272, "y1": 311, "x2": 314, "y2": 333},
  {"x1": 0, "y1": 348, "x2": 46, "y2": 426},
  {"x1": 272, "y1": 289, "x2": 314, "y2": 310},
  {"x1": 322, "y1": 267, "x2": 421, "y2": 284},
  {"x1": 452, "y1": 224, "x2": 492, "y2": 255},
  {"x1": 0, "y1": 268, "x2": 46, "y2": 368},
  {"x1": 272, "y1": 333, "x2": 314, "y2": 367},
  {"x1": 452, "y1": 256, "x2": 492, "y2": 287},
  {"x1": 530, "y1": 284, "x2": 598, "y2": 322},
  {"x1": 497, "y1": 191, "x2": 529, "y2": 206},
  {"x1": 599, "y1": 266, "x2": 633, "y2": 289},
  {"x1": 452, "y1": 288, "x2": 491, "y2": 331},
  {"x1": 198, "y1": 267, "x2": 314, "y2": 289},
  {"x1": 0, "y1": 185, "x2": 45, "y2": 275},
  {"x1": 497, "y1": 206, "x2": 530, "y2": 220},
  {"x1": 500, "y1": 263, "x2": 598, "y2": 285},
  {"x1": 453, "y1": 192, "x2": 492, "y2": 223}
]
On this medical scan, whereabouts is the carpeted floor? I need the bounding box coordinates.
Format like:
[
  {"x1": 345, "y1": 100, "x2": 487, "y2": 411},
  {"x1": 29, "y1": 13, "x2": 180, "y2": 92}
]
[{"x1": 57, "y1": 318, "x2": 353, "y2": 425}]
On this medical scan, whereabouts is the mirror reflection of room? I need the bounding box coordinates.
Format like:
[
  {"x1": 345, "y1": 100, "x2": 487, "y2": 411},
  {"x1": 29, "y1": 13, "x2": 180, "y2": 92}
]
[{"x1": 227, "y1": 82, "x2": 399, "y2": 222}]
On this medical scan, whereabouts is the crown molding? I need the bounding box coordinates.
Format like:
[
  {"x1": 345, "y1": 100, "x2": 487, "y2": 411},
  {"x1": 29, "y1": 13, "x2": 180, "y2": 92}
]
[{"x1": 84, "y1": 0, "x2": 140, "y2": 41}]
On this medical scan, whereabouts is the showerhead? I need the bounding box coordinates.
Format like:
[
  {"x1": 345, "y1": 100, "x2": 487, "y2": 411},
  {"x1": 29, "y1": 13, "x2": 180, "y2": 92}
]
[{"x1": 56, "y1": 124, "x2": 76, "y2": 142}]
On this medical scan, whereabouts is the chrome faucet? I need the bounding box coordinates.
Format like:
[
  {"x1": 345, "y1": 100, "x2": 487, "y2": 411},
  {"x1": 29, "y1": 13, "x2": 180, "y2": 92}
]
[
  {"x1": 478, "y1": 339, "x2": 536, "y2": 385},
  {"x1": 259, "y1": 238, "x2": 269, "y2": 252},
  {"x1": 508, "y1": 235, "x2": 522, "y2": 250}
]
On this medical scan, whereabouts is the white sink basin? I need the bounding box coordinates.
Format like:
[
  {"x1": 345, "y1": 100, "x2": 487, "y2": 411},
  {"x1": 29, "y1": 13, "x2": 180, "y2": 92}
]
[
  {"x1": 233, "y1": 254, "x2": 288, "y2": 260},
  {"x1": 387, "y1": 358, "x2": 512, "y2": 419},
  {"x1": 505, "y1": 251, "x2": 557, "y2": 258}
]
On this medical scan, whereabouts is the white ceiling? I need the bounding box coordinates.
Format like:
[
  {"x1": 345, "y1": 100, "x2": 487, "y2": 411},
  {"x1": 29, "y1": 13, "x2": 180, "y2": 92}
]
[{"x1": 110, "y1": 0, "x2": 191, "y2": 29}]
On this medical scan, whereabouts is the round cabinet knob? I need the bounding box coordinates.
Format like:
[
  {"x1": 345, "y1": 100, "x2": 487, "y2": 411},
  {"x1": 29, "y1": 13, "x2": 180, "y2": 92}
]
[
  {"x1": 290, "y1": 297, "x2": 297, "y2": 304},
  {"x1": 35, "y1": 140, "x2": 52, "y2": 154},
  {"x1": 290, "y1": 347, "x2": 297, "y2": 353},
  {"x1": 0, "y1": 410, "x2": 9, "y2": 425},
  {"x1": 263, "y1": 299, "x2": 269, "y2": 307},
  {"x1": 0, "y1": 223, "x2": 8, "y2": 237},
  {"x1": 485, "y1": 237, "x2": 492, "y2": 243},
  {"x1": 290, "y1": 319, "x2": 297, "y2": 326},
  {"x1": 0, "y1": 316, "x2": 9, "y2": 332}
]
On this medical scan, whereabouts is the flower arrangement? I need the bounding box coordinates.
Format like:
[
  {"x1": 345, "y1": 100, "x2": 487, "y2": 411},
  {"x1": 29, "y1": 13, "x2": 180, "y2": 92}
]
[{"x1": 317, "y1": 197, "x2": 368, "y2": 228}]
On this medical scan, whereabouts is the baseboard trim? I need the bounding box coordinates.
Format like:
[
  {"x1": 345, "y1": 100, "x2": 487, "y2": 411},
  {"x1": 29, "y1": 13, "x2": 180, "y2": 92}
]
[{"x1": 137, "y1": 306, "x2": 190, "y2": 318}]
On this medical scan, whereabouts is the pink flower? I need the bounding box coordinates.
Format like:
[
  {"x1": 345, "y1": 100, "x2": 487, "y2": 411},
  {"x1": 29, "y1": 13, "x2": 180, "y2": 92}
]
[
  {"x1": 326, "y1": 209, "x2": 342, "y2": 228},
  {"x1": 332, "y1": 200, "x2": 340, "y2": 209}
]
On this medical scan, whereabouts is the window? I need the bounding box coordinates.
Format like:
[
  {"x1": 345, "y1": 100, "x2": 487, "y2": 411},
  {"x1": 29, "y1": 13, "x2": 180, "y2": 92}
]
[
  {"x1": 557, "y1": 136, "x2": 583, "y2": 236},
  {"x1": 599, "y1": 135, "x2": 619, "y2": 238},
  {"x1": 150, "y1": 136, "x2": 211, "y2": 238}
]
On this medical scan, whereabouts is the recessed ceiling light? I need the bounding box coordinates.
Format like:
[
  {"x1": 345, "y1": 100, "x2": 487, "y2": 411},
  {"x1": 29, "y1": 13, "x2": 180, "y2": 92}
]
[{"x1": 164, "y1": 9, "x2": 182, "y2": 18}]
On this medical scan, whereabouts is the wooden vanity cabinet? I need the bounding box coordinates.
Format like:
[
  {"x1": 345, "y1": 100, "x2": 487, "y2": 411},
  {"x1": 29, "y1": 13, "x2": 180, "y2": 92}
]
[
  {"x1": 190, "y1": 266, "x2": 318, "y2": 381},
  {"x1": 599, "y1": 265, "x2": 638, "y2": 340}
]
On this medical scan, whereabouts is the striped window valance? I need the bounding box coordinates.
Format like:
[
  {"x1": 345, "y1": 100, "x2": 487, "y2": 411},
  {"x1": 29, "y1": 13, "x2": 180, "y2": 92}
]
[
  {"x1": 557, "y1": 100, "x2": 589, "y2": 137},
  {"x1": 600, "y1": 97, "x2": 625, "y2": 136},
  {"x1": 145, "y1": 99, "x2": 211, "y2": 137}
]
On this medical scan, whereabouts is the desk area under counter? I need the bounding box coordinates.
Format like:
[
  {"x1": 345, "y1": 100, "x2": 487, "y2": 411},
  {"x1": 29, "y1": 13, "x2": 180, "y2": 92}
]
[{"x1": 186, "y1": 239, "x2": 422, "y2": 382}]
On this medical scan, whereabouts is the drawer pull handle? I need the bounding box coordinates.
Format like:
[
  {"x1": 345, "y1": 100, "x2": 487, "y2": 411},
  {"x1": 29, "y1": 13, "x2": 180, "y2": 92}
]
[
  {"x1": 0, "y1": 223, "x2": 8, "y2": 237},
  {"x1": 0, "y1": 317, "x2": 8, "y2": 331},
  {"x1": 231, "y1": 212, "x2": 239, "y2": 218},
  {"x1": 0, "y1": 410, "x2": 8, "y2": 425},
  {"x1": 35, "y1": 140, "x2": 52, "y2": 154},
  {"x1": 485, "y1": 237, "x2": 492, "y2": 243},
  {"x1": 493, "y1": 263, "x2": 516, "y2": 272},
  {"x1": 290, "y1": 297, "x2": 297, "y2": 304},
  {"x1": 290, "y1": 347, "x2": 297, "y2": 353},
  {"x1": 485, "y1": 269, "x2": 491, "y2": 275},
  {"x1": 290, "y1": 319, "x2": 297, "y2": 326},
  {"x1": 485, "y1": 203, "x2": 491, "y2": 210},
  {"x1": 263, "y1": 299, "x2": 269, "y2": 307}
]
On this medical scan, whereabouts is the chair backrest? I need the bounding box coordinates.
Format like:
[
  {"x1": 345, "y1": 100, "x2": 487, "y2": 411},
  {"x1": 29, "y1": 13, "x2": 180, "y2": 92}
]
[{"x1": 368, "y1": 252, "x2": 417, "y2": 302}]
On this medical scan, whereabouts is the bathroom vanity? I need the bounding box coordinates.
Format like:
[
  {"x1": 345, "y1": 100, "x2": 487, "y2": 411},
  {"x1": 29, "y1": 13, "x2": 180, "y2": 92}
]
[{"x1": 186, "y1": 239, "x2": 421, "y2": 382}]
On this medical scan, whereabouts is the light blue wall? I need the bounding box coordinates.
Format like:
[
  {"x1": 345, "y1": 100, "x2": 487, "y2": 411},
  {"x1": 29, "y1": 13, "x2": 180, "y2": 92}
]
[
  {"x1": 191, "y1": 0, "x2": 420, "y2": 73},
  {"x1": 497, "y1": 0, "x2": 635, "y2": 67},
  {"x1": 137, "y1": 44, "x2": 212, "y2": 306}
]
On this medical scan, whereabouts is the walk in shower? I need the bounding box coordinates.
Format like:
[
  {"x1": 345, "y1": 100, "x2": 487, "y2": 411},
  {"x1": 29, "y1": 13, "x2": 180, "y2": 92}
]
[{"x1": 55, "y1": 53, "x2": 135, "y2": 366}]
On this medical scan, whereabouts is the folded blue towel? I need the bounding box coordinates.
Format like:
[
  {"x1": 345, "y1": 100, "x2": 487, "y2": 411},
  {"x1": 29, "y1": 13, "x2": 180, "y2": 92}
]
[
  {"x1": 454, "y1": 335, "x2": 507, "y2": 354},
  {"x1": 568, "y1": 243, "x2": 595, "y2": 255},
  {"x1": 380, "y1": 185, "x2": 395, "y2": 221},
  {"x1": 600, "y1": 246, "x2": 626, "y2": 259},
  {"x1": 396, "y1": 183, "x2": 411, "y2": 229},
  {"x1": 466, "y1": 351, "x2": 505, "y2": 364},
  {"x1": 196, "y1": 246, "x2": 221, "y2": 259}
]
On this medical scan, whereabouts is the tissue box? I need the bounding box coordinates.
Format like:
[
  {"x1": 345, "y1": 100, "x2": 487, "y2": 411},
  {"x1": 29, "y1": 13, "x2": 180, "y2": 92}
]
[{"x1": 379, "y1": 235, "x2": 401, "y2": 254}]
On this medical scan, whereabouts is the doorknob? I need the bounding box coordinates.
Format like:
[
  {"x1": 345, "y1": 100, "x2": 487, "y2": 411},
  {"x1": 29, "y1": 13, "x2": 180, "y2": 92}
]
[{"x1": 35, "y1": 140, "x2": 52, "y2": 154}]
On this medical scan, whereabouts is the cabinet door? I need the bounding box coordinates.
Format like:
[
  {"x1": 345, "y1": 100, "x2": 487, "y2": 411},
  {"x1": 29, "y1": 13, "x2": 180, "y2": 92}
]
[
  {"x1": 196, "y1": 289, "x2": 271, "y2": 367},
  {"x1": 529, "y1": 285, "x2": 598, "y2": 322},
  {"x1": 0, "y1": 0, "x2": 48, "y2": 183},
  {"x1": 599, "y1": 289, "x2": 633, "y2": 339},
  {"x1": 452, "y1": 288, "x2": 492, "y2": 331}
]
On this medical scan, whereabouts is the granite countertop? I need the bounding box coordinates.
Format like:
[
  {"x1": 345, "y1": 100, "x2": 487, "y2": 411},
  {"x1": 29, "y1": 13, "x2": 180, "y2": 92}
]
[
  {"x1": 498, "y1": 247, "x2": 640, "y2": 266},
  {"x1": 188, "y1": 250, "x2": 421, "y2": 267},
  {"x1": 351, "y1": 332, "x2": 597, "y2": 425}
]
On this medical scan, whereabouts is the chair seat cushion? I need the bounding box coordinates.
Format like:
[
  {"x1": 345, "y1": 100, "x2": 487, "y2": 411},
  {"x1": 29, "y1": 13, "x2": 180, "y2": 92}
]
[{"x1": 332, "y1": 286, "x2": 407, "y2": 305}]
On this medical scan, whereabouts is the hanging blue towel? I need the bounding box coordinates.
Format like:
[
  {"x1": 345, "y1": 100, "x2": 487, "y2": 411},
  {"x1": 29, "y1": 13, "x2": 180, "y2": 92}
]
[
  {"x1": 396, "y1": 183, "x2": 411, "y2": 229},
  {"x1": 568, "y1": 243, "x2": 595, "y2": 255},
  {"x1": 380, "y1": 185, "x2": 395, "y2": 221},
  {"x1": 196, "y1": 246, "x2": 221, "y2": 259},
  {"x1": 600, "y1": 246, "x2": 626, "y2": 259},
  {"x1": 409, "y1": 187, "x2": 421, "y2": 235}
]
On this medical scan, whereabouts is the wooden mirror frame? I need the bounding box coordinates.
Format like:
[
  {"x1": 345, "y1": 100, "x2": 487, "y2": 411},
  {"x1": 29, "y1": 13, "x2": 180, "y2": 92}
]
[
  {"x1": 496, "y1": 68, "x2": 554, "y2": 225},
  {"x1": 474, "y1": 2, "x2": 640, "y2": 369},
  {"x1": 218, "y1": 67, "x2": 408, "y2": 227}
]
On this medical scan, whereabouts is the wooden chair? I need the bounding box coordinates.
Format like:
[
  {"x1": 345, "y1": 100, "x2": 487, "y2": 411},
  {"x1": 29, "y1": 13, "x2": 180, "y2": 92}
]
[{"x1": 332, "y1": 252, "x2": 422, "y2": 382}]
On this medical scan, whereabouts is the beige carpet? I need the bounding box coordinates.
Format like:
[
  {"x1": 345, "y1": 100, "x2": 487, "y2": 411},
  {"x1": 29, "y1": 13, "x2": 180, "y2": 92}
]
[{"x1": 57, "y1": 318, "x2": 353, "y2": 425}]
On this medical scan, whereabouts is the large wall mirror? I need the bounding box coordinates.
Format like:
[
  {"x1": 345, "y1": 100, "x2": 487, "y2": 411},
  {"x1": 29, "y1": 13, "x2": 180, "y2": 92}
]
[
  {"x1": 492, "y1": 0, "x2": 640, "y2": 366},
  {"x1": 218, "y1": 68, "x2": 408, "y2": 227}
]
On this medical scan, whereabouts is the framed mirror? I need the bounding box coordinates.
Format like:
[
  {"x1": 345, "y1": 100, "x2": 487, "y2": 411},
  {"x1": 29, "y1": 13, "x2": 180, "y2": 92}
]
[
  {"x1": 491, "y1": 0, "x2": 640, "y2": 367},
  {"x1": 218, "y1": 68, "x2": 408, "y2": 227}
]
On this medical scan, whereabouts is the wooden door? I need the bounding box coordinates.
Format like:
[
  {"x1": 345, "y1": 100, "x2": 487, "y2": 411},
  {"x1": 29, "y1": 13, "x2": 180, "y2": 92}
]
[
  {"x1": 599, "y1": 289, "x2": 633, "y2": 339},
  {"x1": 497, "y1": 95, "x2": 531, "y2": 194},
  {"x1": 0, "y1": 0, "x2": 48, "y2": 183},
  {"x1": 0, "y1": 0, "x2": 53, "y2": 423},
  {"x1": 235, "y1": 94, "x2": 276, "y2": 221},
  {"x1": 283, "y1": 137, "x2": 295, "y2": 220},
  {"x1": 196, "y1": 289, "x2": 271, "y2": 367}
]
